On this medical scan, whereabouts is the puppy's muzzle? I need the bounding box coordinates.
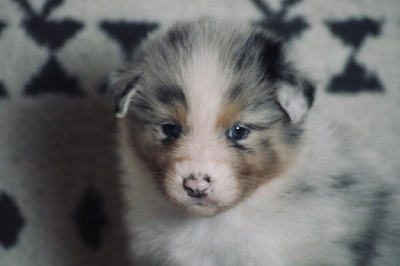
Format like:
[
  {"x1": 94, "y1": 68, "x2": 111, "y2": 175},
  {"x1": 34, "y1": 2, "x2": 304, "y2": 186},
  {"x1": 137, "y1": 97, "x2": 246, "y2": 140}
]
[{"x1": 183, "y1": 174, "x2": 212, "y2": 199}]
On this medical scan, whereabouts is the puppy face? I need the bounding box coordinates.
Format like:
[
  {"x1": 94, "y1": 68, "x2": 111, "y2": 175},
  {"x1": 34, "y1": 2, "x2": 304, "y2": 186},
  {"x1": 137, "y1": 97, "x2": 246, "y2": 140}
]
[{"x1": 110, "y1": 18, "x2": 315, "y2": 216}]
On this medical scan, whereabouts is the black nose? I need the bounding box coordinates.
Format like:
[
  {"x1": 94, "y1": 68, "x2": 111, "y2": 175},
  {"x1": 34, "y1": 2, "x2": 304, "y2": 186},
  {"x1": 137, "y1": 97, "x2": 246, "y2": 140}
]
[{"x1": 183, "y1": 174, "x2": 212, "y2": 198}]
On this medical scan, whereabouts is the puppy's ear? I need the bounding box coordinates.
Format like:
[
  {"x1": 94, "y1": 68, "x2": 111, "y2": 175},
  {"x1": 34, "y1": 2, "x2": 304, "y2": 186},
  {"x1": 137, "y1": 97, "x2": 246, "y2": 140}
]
[
  {"x1": 276, "y1": 74, "x2": 315, "y2": 123},
  {"x1": 249, "y1": 28, "x2": 315, "y2": 123},
  {"x1": 107, "y1": 67, "x2": 140, "y2": 118}
]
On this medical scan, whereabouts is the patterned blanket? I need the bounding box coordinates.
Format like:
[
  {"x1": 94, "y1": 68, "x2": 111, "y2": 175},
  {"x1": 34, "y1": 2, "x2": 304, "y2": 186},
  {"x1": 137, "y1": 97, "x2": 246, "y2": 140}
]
[{"x1": 0, "y1": 0, "x2": 399, "y2": 265}]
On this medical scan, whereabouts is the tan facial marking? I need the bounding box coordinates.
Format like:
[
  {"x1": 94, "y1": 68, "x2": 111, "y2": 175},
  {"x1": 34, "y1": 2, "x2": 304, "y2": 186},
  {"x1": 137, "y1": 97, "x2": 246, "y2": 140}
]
[
  {"x1": 170, "y1": 102, "x2": 188, "y2": 128},
  {"x1": 216, "y1": 101, "x2": 245, "y2": 130}
]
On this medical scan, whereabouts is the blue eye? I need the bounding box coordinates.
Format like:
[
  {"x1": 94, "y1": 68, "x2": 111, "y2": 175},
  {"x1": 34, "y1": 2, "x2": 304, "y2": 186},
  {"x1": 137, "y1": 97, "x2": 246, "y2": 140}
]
[
  {"x1": 162, "y1": 123, "x2": 181, "y2": 140},
  {"x1": 228, "y1": 125, "x2": 249, "y2": 141}
]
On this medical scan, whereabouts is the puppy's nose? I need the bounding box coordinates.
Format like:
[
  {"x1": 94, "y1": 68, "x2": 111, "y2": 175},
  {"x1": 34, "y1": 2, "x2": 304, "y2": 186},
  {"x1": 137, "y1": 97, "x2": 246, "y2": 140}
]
[{"x1": 183, "y1": 174, "x2": 212, "y2": 198}]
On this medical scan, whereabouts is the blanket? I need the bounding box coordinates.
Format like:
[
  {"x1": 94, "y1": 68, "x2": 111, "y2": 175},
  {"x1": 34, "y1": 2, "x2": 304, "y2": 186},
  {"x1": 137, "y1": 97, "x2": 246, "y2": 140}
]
[{"x1": 0, "y1": 0, "x2": 399, "y2": 265}]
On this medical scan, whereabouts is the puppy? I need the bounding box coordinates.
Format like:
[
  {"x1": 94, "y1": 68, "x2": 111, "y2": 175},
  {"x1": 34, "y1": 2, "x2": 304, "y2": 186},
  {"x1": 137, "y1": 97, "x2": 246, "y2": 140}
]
[{"x1": 108, "y1": 18, "x2": 400, "y2": 265}]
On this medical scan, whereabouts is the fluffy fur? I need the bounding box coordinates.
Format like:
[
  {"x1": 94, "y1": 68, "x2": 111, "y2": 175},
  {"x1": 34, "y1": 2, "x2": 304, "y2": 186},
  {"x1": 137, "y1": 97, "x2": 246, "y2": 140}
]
[{"x1": 109, "y1": 18, "x2": 400, "y2": 265}]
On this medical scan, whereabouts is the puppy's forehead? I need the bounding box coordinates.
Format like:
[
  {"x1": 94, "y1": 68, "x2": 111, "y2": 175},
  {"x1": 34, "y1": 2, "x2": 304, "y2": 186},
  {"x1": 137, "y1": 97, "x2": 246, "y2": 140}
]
[
  {"x1": 182, "y1": 46, "x2": 234, "y2": 127},
  {"x1": 138, "y1": 20, "x2": 283, "y2": 126}
]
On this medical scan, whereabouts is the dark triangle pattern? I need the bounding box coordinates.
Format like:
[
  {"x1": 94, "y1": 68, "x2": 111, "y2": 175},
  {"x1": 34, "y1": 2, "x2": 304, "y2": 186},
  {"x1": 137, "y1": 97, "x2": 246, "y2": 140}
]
[
  {"x1": 325, "y1": 17, "x2": 384, "y2": 93},
  {"x1": 325, "y1": 18, "x2": 382, "y2": 50},
  {"x1": 12, "y1": 0, "x2": 84, "y2": 51},
  {"x1": 327, "y1": 55, "x2": 383, "y2": 93},
  {"x1": 0, "y1": 21, "x2": 6, "y2": 37},
  {"x1": 0, "y1": 82, "x2": 7, "y2": 97},
  {"x1": 99, "y1": 20, "x2": 158, "y2": 58},
  {"x1": 22, "y1": 17, "x2": 84, "y2": 51},
  {"x1": 250, "y1": 0, "x2": 309, "y2": 40},
  {"x1": 73, "y1": 186, "x2": 107, "y2": 249},
  {"x1": 0, "y1": 192, "x2": 25, "y2": 249},
  {"x1": 24, "y1": 56, "x2": 84, "y2": 96}
]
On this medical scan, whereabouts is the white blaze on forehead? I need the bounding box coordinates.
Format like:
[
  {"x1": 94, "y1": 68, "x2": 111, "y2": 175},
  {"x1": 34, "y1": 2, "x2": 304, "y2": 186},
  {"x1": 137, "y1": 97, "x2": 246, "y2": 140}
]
[
  {"x1": 176, "y1": 45, "x2": 236, "y2": 180},
  {"x1": 182, "y1": 46, "x2": 233, "y2": 133},
  {"x1": 166, "y1": 46, "x2": 242, "y2": 210}
]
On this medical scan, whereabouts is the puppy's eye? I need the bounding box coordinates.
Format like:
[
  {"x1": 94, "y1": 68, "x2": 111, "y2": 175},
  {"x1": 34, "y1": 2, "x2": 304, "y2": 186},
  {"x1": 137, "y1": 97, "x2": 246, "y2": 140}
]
[
  {"x1": 162, "y1": 123, "x2": 181, "y2": 140},
  {"x1": 228, "y1": 125, "x2": 249, "y2": 141}
]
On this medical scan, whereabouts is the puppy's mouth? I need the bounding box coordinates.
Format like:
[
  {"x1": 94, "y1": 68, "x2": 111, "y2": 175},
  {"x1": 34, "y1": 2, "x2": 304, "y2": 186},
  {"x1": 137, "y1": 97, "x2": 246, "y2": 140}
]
[
  {"x1": 181, "y1": 197, "x2": 222, "y2": 217},
  {"x1": 186, "y1": 198, "x2": 214, "y2": 209},
  {"x1": 185, "y1": 192, "x2": 217, "y2": 206}
]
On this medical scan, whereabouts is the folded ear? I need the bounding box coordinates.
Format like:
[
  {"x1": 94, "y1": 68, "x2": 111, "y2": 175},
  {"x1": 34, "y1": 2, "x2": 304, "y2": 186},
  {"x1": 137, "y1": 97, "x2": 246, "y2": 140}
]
[
  {"x1": 107, "y1": 67, "x2": 140, "y2": 118},
  {"x1": 248, "y1": 27, "x2": 316, "y2": 124},
  {"x1": 276, "y1": 74, "x2": 315, "y2": 123}
]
